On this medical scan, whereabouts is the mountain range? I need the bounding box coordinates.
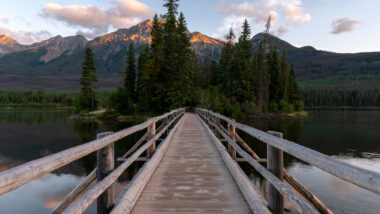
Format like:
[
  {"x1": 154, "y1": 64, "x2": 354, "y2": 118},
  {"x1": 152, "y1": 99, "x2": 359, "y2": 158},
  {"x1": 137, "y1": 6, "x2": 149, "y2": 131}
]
[{"x1": 0, "y1": 20, "x2": 379, "y2": 91}]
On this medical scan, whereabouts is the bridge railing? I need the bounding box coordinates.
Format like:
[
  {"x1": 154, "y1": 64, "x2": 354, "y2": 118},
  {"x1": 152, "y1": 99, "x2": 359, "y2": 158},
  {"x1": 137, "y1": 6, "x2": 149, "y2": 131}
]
[
  {"x1": 196, "y1": 108, "x2": 380, "y2": 214},
  {"x1": 0, "y1": 108, "x2": 185, "y2": 213}
]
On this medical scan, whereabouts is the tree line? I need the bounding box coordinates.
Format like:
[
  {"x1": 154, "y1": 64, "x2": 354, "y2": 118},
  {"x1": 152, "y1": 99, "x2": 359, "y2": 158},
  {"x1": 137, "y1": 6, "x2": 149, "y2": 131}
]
[
  {"x1": 76, "y1": 0, "x2": 303, "y2": 116},
  {"x1": 303, "y1": 88, "x2": 380, "y2": 107},
  {"x1": 0, "y1": 90, "x2": 74, "y2": 107}
]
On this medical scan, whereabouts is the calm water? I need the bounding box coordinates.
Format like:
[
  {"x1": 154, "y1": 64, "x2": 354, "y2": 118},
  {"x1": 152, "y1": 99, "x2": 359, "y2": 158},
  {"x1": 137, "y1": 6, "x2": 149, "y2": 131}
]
[{"x1": 0, "y1": 109, "x2": 379, "y2": 213}]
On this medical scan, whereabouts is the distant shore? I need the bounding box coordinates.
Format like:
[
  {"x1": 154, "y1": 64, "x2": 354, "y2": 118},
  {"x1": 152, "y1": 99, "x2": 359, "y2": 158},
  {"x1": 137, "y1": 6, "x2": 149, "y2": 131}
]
[{"x1": 305, "y1": 106, "x2": 380, "y2": 111}]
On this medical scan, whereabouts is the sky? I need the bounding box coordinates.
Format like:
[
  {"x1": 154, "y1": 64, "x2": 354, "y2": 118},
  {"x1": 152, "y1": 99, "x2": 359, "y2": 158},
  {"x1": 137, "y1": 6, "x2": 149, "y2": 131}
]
[{"x1": 0, "y1": 0, "x2": 379, "y2": 53}]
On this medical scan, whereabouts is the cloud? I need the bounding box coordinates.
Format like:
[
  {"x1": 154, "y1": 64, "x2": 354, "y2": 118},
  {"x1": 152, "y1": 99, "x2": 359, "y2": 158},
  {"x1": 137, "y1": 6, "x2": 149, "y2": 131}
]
[
  {"x1": 41, "y1": 0, "x2": 154, "y2": 38},
  {"x1": 215, "y1": 0, "x2": 311, "y2": 38},
  {"x1": 330, "y1": 17, "x2": 362, "y2": 34},
  {"x1": 0, "y1": 17, "x2": 9, "y2": 24},
  {"x1": 285, "y1": 3, "x2": 311, "y2": 24},
  {"x1": 0, "y1": 25, "x2": 52, "y2": 44}
]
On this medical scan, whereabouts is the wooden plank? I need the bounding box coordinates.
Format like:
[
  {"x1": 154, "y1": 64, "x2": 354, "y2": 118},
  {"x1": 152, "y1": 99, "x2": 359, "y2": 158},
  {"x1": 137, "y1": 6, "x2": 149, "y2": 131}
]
[
  {"x1": 129, "y1": 114, "x2": 253, "y2": 214},
  {"x1": 61, "y1": 112, "x2": 184, "y2": 214},
  {"x1": 198, "y1": 113, "x2": 319, "y2": 214},
  {"x1": 0, "y1": 108, "x2": 184, "y2": 195},
  {"x1": 97, "y1": 132, "x2": 115, "y2": 214},
  {"x1": 267, "y1": 131, "x2": 284, "y2": 214},
  {"x1": 50, "y1": 169, "x2": 96, "y2": 214},
  {"x1": 197, "y1": 108, "x2": 380, "y2": 195},
  {"x1": 110, "y1": 114, "x2": 184, "y2": 214},
  {"x1": 197, "y1": 115, "x2": 270, "y2": 214}
]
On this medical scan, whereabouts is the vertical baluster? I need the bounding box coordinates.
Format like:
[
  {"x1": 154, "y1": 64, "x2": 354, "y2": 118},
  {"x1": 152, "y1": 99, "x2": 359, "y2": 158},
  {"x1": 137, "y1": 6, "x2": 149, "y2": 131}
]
[
  {"x1": 267, "y1": 131, "x2": 284, "y2": 214},
  {"x1": 96, "y1": 132, "x2": 115, "y2": 214}
]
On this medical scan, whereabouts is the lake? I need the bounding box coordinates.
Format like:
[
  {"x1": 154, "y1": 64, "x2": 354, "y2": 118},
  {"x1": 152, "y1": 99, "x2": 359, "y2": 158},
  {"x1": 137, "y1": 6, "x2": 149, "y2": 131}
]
[{"x1": 0, "y1": 108, "x2": 379, "y2": 213}]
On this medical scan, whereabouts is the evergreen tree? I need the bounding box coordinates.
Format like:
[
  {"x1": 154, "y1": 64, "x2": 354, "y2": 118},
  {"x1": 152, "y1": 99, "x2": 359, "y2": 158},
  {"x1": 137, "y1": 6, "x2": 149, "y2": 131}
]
[
  {"x1": 167, "y1": 12, "x2": 194, "y2": 108},
  {"x1": 148, "y1": 14, "x2": 165, "y2": 112},
  {"x1": 209, "y1": 60, "x2": 218, "y2": 86},
  {"x1": 254, "y1": 41, "x2": 269, "y2": 109},
  {"x1": 76, "y1": 47, "x2": 98, "y2": 112},
  {"x1": 287, "y1": 64, "x2": 300, "y2": 104},
  {"x1": 162, "y1": 0, "x2": 179, "y2": 106},
  {"x1": 280, "y1": 50, "x2": 290, "y2": 101},
  {"x1": 267, "y1": 47, "x2": 283, "y2": 102},
  {"x1": 125, "y1": 44, "x2": 137, "y2": 103},
  {"x1": 230, "y1": 20, "x2": 253, "y2": 103},
  {"x1": 137, "y1": 45, "x2": 150, "y2": 110},
  {"x1": 219, "y1": 27, "x2": 235, "y2": 93}
]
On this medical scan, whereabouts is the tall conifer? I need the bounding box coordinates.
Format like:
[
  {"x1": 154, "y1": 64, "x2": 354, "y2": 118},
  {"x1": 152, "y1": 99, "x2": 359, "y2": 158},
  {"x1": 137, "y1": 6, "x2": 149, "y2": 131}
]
[
  {"x1": 77, "y1": 47, "x2": 98, "y2": 111},
  {"x1": 125, "y1": 44, "x2": 136, "y2": 102},
  {"x1": 267, "y1": 47, "x2": 283, "y2": 102},
  {"x1": 230, "y1": 20, "x2": 253, "y2": 103}
]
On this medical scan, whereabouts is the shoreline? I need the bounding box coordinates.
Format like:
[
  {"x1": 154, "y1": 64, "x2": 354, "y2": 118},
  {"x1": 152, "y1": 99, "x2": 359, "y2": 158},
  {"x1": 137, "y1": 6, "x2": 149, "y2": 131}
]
[{"x1": 305, "y1": 106, "x2": 380, "y2": 111}]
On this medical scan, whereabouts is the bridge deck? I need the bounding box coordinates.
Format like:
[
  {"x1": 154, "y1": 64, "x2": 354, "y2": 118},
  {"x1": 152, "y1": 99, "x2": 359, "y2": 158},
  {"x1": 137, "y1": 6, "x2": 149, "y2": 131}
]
[{"x1": 131, "y1": 113, "x2": 252, "y2": 214}]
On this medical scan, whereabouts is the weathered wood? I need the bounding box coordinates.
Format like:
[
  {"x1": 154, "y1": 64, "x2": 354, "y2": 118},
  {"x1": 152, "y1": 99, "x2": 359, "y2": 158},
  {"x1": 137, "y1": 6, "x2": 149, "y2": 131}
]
[
  {"x1": 197, "y1": 108, "x2": 380, "y2": 195},
  {"x1": 228, "y1": 119, "x2": 237, "y2": 159},
  {"x1": 97, "y1": 132, "x2": 115, "y2": 214},
  {"x1": 129, "y1": 114, "x2": 253, "y2": 214},
  {"x1": 118, "y1": 120, "x2": 169, "y2": 162},
  {"x1": 0, "y1": 108, "x2": 184, "y2": 195},
  {"x1": 50, "y1": 169, "x2": 96, "y2": 214},
  {"x1": 110, "y1": 115, "x2": 184, "y2": 214},
  {"x1": 267, "y1": 131, "x2": 284, "y2": 214},
  {"x1": 197, "y1": 115, "x2": 271, "y2": 214},
  {"x1": 236, "y1": 158, "x2": 267, "y2": 163},
  {"x1": 198, "y1": 113, "x2": 319, "y2": 214},
  {"x1": 146, "y1": 122, "x2": 156, "y2": 158},
  {"x1": 219, "y1": 124, "x2": 260, "y2": 160},
  {"x1": 284, "y1": 170, "x2": 333, "y2": 214},
  {"x1": 62, "y1": 112, "x2": 184, "y2": 214},
  {"x1": 215, "y1": 113, "x2": 331, "y2": 214}
]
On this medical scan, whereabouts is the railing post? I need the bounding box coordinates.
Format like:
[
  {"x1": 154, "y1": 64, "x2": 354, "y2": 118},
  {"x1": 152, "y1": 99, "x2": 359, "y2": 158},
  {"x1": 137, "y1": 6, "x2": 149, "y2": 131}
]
[
  {"x1": 228, "y1": 119, "x2": 237, "y2": 159},
  {"x1": 215, "y1": 117, "x2": 220, "y2": 138},
  {"x1": 267, "y1": 131, "x2": 284, "y2": 214},
  {"x1": 96, "y1": 132, "x2": 115, "y2": 214},
  {"x1": 147, "y1": 120, "x2": 156, "y2": 158}
]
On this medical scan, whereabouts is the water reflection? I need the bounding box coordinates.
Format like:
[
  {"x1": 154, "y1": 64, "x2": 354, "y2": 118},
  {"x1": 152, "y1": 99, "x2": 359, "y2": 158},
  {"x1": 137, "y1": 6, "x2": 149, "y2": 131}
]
[{"x1": 0, "y1": 108, "x2": 142, "y2": 213}]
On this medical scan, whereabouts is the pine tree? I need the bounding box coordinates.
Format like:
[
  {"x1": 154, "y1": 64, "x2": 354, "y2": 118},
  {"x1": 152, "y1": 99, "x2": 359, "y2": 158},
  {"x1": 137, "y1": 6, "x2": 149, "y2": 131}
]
[
  {"x1": 148, "y1": 14, "x2": 165, "y2": 112},
  {"x1": 280, "y1": 50, "x2": 290, "y2": 101},
  {"x1": 254, "y1": 41, "x2": 269, "y2": 109},
  {"x1": 209, "y1": 60, "x2": 218, "y2": 86},
  {"x1": 137, "y1": 45, "x2": 150, "y2": 110},
  {"x1": 287, "y1": 64, "x2": 300, "y2": 104},
  {"x1": 125, "y1": 44, "x2": 137, "y2": 103},
  {"x1": 167, "y1": 12, "x2": 194, "y2": 108},
  {"x1": 163, "y1": 0, "x2": 179, "y2": 102},
  {"x1": 267, "y1": 47, "x2": 283, "y2": 102},
  {"x1": 230, "y1": 20, "x2": 253, "y2": 103},
  {"x1": 77, "y1": 47, "x2": 98, "y2": 112},
  {"x1": 219, "y1": 27, "x2": 235, "y2": 93}
]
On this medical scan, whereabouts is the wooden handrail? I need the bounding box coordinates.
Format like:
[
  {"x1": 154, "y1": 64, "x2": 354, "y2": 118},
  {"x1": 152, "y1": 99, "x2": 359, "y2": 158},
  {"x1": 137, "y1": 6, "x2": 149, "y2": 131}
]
[
  {"x1": 0, "y1": 108, "x2": 184, "y2": 195},
  {"x1": 50, "y1": 169, "x2": 97, "y2": 214},
  {"x1": 196, "y1": 108, "x2": 380, "y2": 195},
  {"x1": 216, "y1": 117, "x2": 332, "y2": 214},
  {"x1": 197, "y1": 115, "x2": 271, "y2": 214},
  {"x1": 199, "y1": 113, "x2": 319, "y2": 214},
  {"x1": 111, "y1": 115, "x2": 185, "y2": 214},
  {"x1": 62, "y1": 112, "x2": 184, "y2": 213}
]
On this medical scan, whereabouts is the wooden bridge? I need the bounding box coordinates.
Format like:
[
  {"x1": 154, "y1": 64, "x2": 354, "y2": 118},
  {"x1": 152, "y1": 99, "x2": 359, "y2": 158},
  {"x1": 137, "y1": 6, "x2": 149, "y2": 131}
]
[{"x1": 0, "y1": 108, "x2": 379, "y2": 214}]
